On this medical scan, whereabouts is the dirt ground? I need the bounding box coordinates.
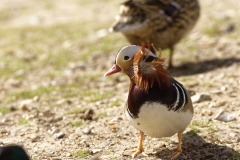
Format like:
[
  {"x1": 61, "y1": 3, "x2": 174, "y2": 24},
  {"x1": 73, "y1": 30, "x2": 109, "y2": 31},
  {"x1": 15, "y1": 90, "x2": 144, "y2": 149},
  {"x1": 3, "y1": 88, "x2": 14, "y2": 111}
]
[{"x1": 0, "y1": 0, "x2": 240, "y2": 160}]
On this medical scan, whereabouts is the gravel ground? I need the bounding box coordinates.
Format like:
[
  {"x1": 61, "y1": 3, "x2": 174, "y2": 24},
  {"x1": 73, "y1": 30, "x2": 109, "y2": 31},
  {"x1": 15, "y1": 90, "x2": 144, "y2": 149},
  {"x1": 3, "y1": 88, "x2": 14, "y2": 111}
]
[{"x1": 0, "y1": 0, "x2": 240, "y2": 160}]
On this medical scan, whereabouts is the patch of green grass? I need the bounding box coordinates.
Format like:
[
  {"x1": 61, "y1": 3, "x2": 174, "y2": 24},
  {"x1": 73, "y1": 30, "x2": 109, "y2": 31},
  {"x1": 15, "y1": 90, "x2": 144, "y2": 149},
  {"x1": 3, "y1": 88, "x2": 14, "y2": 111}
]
[
  {"x1": 72, "y1": 150, "x2": 90, "y2": 158},
  {"x1": 201, "y1": 18, "x2": 225, "y2": 37},
  {"x1": 186, "y1": 127, "x2": 201, "y2": 135},
  {"x1": 0, "y1": 107, "x2": 10, "y2": 114},
  {"x1": 95, "y1": 112, "x2": 108, "y2": 118},
  {"x1": 159, "y1": 49, "x2": 169, "y2": 58},
  {"x1": 207, "y1": 126, "x2": 219, "y2": 133},
  {"x1": 80, "y1": 90, "x2": 113, "y2": 103},
  {"x1": 61, "y1": 82, "x2": 84, "y2": 98},
  {"x1": 82, "y1": 73, "x2": 103, "y2": 80},
  {"x1": 188, "y1": 120, "x2": 215, "y2": 135},
  {"x1": 191, "y1": 121, "x2": 202, "y2": 126},
  {"x1": 230, "y1": 152, "x2": 240, "y2": 160},
  {"x1": 179, "y1": 55, "x2": 191, "y2": 62},
  {"x1": 179, "y1": 77, "x2": 198, "y2": 87},
  {"x1": 107, "y1": 100, "x2": 122, "y2": 108},
  {"x1": 0, "y1": 19, "x2": 113, "y2": 78},
  {"x1": 202, "y1": 82, "x2": 215, "y2": 88},
  {"x1": 211, "y1": 136, "x2": 219, "y2": 143},
  {"x1": 187, "y1": 45, "x2": 197, "y2": 52},
  {"x1": 62, "y1": 92, "x2": 79, "y2": 98},
  {"x1": 191, "y1": 120, "x2": 213, "y2": 127},
  {"x1": 66, "y1": 82, "x2": 83, "y2": 89},
  {"x1": 10, "y1": 86, "x2": 59, "y2": 99},
  {"x1": 69, "y1": 121, "x2": 84, "y2": 127},
  {"x1": 67, "y1": 108, "x2": 87, "y2": 115},
  {"x1": 161, "y1": 137, "x2": 171, "y2": 141},
  {"x1": 228, "y1": 124, "x2": 234, "y2": 129},
  {"x1": 0, "y1": 8, "x2": 11, "y2": 21},
  {"x1": 201, "y1": 18, "x2": 232, "y2": 37},
  {"x1": 18, "y1": 119, "x2": 29, "y2": 125}
]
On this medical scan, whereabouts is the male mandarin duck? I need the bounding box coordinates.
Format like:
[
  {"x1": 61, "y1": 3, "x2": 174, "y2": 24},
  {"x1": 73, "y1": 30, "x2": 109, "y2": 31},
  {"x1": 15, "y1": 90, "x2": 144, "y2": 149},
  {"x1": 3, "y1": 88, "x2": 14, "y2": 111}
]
[
  {"x1": 109, "y1": 0, "x2": 200, "y2": 68},
  {"x1": 105, "y1": 44, "x2": 193, "y2": 159},
  {"x1": 0, "y1": 145, "x2": 30, "y2": 160}
]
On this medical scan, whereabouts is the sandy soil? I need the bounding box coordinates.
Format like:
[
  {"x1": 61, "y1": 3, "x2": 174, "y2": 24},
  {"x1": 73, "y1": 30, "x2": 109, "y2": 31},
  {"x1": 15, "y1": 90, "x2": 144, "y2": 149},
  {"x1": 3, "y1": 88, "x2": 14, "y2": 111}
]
[{"x1": 0, "y1": 0, "x2": 240, "y2": 160}]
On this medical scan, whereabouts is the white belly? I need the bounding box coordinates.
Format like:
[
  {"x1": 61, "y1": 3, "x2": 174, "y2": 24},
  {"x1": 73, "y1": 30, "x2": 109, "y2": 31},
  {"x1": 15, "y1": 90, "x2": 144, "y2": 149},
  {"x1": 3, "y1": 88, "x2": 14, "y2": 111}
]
[{"x1": 125, "y1": 102, "x2": 193, "y2": 138}]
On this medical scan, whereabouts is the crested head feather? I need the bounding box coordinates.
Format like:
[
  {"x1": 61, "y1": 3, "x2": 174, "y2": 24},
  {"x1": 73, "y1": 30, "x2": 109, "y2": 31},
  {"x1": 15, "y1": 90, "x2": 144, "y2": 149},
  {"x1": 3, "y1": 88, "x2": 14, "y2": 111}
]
[{"x1": 132, "y1": 43, "x2": 170, "y2": 92}]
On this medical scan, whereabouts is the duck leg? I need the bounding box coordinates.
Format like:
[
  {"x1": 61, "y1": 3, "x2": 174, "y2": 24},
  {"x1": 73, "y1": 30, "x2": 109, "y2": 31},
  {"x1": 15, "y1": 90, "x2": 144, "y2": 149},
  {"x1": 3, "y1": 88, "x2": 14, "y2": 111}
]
[
  {"x1": 168, "y1": 132, "x2": 186, "y2": 159},
  {"x1": 168, "y1": 46, "x2": 174, "y2": 68},
  {"x1": 123, "y1": 130, "x2": 147, "y2": 158}
]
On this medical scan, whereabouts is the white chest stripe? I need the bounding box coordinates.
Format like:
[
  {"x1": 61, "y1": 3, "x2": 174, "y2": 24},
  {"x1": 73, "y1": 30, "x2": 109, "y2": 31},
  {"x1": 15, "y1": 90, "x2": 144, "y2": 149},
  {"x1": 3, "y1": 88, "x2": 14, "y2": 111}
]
[
  {"x1": 126, "y1": 103, "x2": 134, "y2": 118},
  {"x1": 172, "y1": 83, "x2": 180, "y2": 110},
  {"x1": 175, "y1": 83, "x2": 186, "y2": 111}
]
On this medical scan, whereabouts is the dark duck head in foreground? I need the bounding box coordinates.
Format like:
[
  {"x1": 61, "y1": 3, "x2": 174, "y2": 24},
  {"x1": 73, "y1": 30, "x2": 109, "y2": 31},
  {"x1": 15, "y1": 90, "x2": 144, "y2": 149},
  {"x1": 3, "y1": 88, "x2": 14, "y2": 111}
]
[
  {"x1": 105, "y1": 43, "x2": 193, "y2": 159},
  {"x1": 0, "y1": 145, "x2": 30, "y2": 160},
  {"x1": 110, "y1": 0, "x2": 200, "y2": 68}
]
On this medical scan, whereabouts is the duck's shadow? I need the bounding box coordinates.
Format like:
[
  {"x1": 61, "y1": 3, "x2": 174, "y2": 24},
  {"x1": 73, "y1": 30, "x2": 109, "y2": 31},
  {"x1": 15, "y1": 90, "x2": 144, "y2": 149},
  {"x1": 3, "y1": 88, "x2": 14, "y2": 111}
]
[
  {"x1": 151, "y1": 133, "x2": 238, "y2": 160},
  {"x1": 169, "y1": 57, "x2": 240, "y2": 76}
]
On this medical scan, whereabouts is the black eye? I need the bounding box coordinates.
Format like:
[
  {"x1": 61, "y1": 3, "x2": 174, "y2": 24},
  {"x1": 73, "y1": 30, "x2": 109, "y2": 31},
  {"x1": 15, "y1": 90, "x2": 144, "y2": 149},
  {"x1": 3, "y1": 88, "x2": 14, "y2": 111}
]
[{"x1": 124, "y1": 56, "x2": 130, "y2": 60}]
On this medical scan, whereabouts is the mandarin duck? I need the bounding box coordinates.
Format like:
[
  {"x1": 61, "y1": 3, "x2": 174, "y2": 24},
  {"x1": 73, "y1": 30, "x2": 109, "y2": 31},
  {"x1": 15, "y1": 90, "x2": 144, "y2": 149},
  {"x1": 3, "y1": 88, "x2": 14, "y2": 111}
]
[
  {"x1": 0, "y1": 145, "x2": 30, "y2": 160},
  {"x1": 105, "y1": 44, "x2": 193, "y2": 159},
  {"x1": 109, "y1": 0, "x2": 200, "y2": 68}
]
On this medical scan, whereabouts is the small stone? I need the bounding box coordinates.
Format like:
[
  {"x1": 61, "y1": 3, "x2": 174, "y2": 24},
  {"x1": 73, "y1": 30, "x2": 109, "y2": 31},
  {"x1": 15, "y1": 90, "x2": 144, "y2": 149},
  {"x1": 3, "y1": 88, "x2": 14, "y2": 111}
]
[
  {"x1": 56, "y1": 99, "x2": 66, "y2": 105},
  {"x1": 215, "y1": 100, "x2": 227, "y2": 107},
  {"x1": 220, "y1": 155, "x2": 228, "y2": 159},
  {"x1": 214, "y1": 110, "x2": 236, "y2": 122},
  {"x1": 191, "y1": 94, "x2": 212, "y2": 103},
  {"x1": 83, "y1": 109, "x2": 94, "y2": 120},
  {"x1": 221, "y1": 86, "x2": 227, "y2": 91},
  {"x1": 202, "y1": 109, "x2": 213, "y2": 116},
  {"x1": 33, "y1": 96, "x2": 39, "y2": 102},
  {"x1": 92, "y1": 149, "x2": 102, "y2": 154},
  {"x1": 220, "y1": 23, "x2": 235, "y2": 33},
  {"x1": 1, "y1": 118, "x2": 10, "y2": 123},
  {"x1": 91, "y1": 156, "x2": 102, "y2": 160},
  {"x1": 108, "y1": 117, "x2": 122, "y2": 125},
  {"x1": 96, "y1": 29, "x2": 108, "y2": 38},
  {"x1": 31, "y1": 135, "x2": 40, "y2": 142},
  {"x1": 210, "y1": 90, "x2": 222, "y2": 95},
  {"x1": 75, "y1": 127, "x2": 82, "y2": 133},
  {"x1": 110, "y1": 127, "x2": 118, "y2": 133},
  {"x1": 82, "y1": 128, "x2": 91, "y2": 134},
  {"x1": 229, "y1": 132, "x2": 236, "y2": 137},
  {"x1": 69, "y1": 133, "x2": 79, "y2": 140},
  {"x1": 19, "y1": 99, "x2": 33, "y2": 110},
  {"x1": 54, "y1": 116, "x2": 63, "y2": 122},
  {"x1": 51, "y1": 128, "x2": 60, "y2": 135},
  {"x1": 53, "y1": 132, "x2": 65, "y2": 139},
  {"x1": 95, "y1": 101, "x2": 104, "y2": 105},
  {"x1": 204, "y1": 152, "x2": 214, "y2": 158},
  {"x1": 52, "y1": 158, "x2": 61, "y2": 160},
  {"x1": 0, "y1": 129, "x2": 9, "y2": 134},
  {"x1": 66, "y1": 153, "x2": 71, "y2": 157},
  {"x1": 221, "y1": 148, "x2": 233, "y2": 156},
  {"x1": 188, "y1": 89, "x2": 196, "y2": 96}
]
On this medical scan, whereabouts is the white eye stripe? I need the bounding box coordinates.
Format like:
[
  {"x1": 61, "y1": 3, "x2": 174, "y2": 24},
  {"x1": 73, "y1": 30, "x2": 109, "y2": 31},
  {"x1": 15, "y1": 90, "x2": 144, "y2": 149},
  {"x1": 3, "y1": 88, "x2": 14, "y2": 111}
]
[{"x1": 115, "y1": 45, "x2": 157, "y2": 64}]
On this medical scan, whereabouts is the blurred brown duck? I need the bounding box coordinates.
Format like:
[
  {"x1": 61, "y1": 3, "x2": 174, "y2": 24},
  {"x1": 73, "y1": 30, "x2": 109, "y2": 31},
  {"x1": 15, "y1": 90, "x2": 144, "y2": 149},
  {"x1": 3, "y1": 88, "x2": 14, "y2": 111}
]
[{"x1": 109, "y1": 0, "x2": 200, "y2": 68}]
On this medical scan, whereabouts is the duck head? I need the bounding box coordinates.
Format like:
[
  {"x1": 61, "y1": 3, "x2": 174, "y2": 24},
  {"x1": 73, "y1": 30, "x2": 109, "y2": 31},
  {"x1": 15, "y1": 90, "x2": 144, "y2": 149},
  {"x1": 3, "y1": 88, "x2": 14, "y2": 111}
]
[{"x1": 105, "y1": 43, "x2": 170, "y2": 92}]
